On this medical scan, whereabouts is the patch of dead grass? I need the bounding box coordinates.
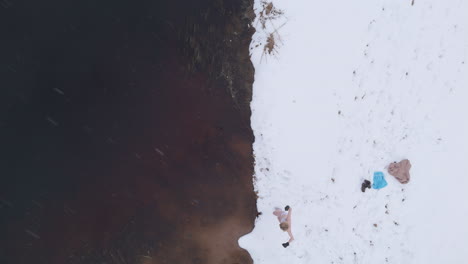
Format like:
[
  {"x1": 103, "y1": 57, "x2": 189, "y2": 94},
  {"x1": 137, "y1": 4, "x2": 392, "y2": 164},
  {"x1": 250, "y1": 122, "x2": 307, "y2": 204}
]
[
  {"x1": 264, "y1": 33, "x2": 276, "y2": 55},
  {"x1": 258, "y1": 1, "x2": 284, "y2": 29},
  {"x1": 255, "y1": 1, "x2": 286, "y2": 61}
]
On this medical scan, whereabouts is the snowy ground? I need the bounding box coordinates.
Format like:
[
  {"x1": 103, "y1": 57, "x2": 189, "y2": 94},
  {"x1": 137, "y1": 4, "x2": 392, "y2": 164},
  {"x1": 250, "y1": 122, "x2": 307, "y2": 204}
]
[{"x1": 239, "y1": 0, "x2": 468, "y2": 263}]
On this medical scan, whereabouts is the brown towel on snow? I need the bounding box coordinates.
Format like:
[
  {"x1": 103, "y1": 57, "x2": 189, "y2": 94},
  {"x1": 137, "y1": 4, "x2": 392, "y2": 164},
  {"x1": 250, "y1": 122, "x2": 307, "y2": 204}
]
[{"x1": 388, "y1": 159, "x2": 411, "y2": 184}]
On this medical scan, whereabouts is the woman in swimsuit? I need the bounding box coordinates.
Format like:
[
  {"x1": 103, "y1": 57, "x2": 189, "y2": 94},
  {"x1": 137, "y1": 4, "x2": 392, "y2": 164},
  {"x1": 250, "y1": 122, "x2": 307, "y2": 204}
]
[{"x1": 273, "y1": 206, "x2": 294, "y2": 247}]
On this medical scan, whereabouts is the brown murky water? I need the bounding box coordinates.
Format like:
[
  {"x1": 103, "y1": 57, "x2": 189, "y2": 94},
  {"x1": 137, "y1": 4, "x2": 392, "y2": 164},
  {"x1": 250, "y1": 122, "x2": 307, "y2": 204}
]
[{"x1": 0, "y1": 0, "x2": 257, "y2": 263}]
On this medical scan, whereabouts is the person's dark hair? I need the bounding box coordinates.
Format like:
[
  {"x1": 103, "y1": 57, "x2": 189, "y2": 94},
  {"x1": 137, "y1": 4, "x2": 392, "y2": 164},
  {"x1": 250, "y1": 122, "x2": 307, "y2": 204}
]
[{"x1": 285, "y1": 205, "x2": 290, "y2": 211}]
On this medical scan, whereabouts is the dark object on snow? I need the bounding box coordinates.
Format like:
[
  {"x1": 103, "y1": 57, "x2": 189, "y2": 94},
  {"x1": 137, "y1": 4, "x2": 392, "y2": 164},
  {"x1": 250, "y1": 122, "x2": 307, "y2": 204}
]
[
  {"x1": 388, "y1": 159, "x2": 411, "y2": 184},
  {"x1": 361, "y1": 180, "x2": 371, "y2": 192},
  {"x1": 282, "y1": 242, "x2": 289, "y2": 248},
  {"x1": 285, "y1": 205, "x2": 290, "y2": 211}
]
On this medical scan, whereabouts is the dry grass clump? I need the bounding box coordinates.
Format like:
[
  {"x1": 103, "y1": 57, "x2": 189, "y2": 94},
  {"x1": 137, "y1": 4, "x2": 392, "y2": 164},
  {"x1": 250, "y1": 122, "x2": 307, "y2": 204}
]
[
  {"x1": 264, "y1": 33, "x2": 276, "y2": 55},
  {"x1": 258, "y1": 1, "x2": 284, "y2": 29},
  {"x1": 257, "y1": 1, "x2": 285, "y2": 60}
]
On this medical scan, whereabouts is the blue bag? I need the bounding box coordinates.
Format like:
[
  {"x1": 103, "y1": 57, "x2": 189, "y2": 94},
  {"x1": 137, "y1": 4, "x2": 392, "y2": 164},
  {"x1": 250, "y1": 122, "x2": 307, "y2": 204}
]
[{"x1": 372, "y1": 171, "x2": 388, "y2": 189}]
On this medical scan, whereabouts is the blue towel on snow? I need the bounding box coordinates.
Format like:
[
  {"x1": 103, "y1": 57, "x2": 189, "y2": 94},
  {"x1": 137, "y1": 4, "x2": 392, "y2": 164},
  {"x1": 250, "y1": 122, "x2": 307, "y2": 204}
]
[{"x1": 372, "y1": 171, "x2": 387, "y2": 189}]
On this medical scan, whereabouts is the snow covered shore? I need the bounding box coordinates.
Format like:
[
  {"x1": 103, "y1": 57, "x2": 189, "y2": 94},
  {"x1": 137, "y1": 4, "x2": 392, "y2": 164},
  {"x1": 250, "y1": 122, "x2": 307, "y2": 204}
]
[{"x1": 240, "y1": 0, "x2": 468, "y2": 263}]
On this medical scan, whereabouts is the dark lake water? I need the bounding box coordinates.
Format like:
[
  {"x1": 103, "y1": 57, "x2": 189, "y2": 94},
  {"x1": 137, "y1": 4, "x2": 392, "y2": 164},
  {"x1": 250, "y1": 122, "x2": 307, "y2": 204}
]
[{"x1": 0, "y1": 0, "x2": 257, "y2": 263}]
